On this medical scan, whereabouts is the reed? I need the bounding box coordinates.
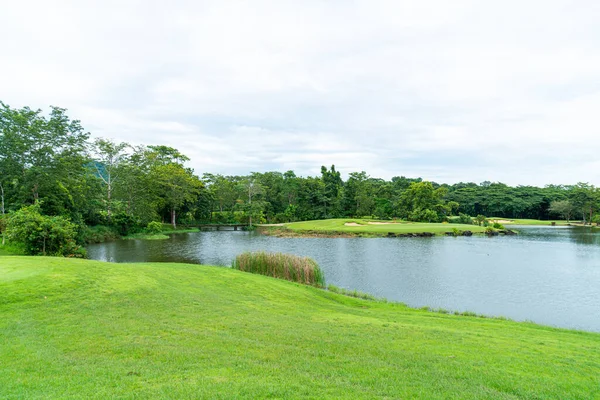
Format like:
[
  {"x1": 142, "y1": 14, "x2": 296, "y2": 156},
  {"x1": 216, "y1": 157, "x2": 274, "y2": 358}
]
[{"x1": 232, "y1": 251, "x2": 325, "y2": 287}]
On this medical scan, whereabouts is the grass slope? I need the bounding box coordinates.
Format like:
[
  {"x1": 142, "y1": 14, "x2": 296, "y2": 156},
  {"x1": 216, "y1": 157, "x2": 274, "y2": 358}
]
[
  {"x1": 1, "y1": 257, "x2": 599, "y2": 399},
  {"x1": 285, "y1": 219, "x2": 486, "y2": 235}
]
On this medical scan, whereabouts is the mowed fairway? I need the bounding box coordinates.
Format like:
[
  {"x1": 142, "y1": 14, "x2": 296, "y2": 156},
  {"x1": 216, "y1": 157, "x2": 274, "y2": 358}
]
[
  {"x1": 1, "y1": 257, "x2": 599, "y2": 399},
  {"x1": 284, "y1": 218, "x2": 486, "y2": 234}
]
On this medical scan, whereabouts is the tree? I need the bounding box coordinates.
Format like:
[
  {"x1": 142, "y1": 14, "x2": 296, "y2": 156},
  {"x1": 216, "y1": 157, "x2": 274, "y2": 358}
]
[
  {"x1": 475, "y1": 214, "x2": 487, "y2": 226},
  {"x1": 243, "y1": 175, "x2": 264, "y2": 226},
  {"x1": 548, "y1": 200, "x2": 574, "y2": 222},
  {"x1": 6, "y1": 203, "x2": 78, "y2": 256},
  {"x1": 570, "y1": 183, "x2": 596, "y2": 224},
  {"x1": 152, "y1": 163, "x2": 203, "y2": 229},
  {"x1": 399, "y1": 181, "x2": 448, "y2": 222},
  {"x1": 0, "y1": 102, "x2": 90, "y2": 220},
  {"x1": 0, "y1": 213, "x2": 7, "y2": 245},
  {"x1": 91, "y1": 138, "x2": 130, "y2": 221},
  {"x1": 321, "y1": 165, "x2": 343, "y2": 217}
]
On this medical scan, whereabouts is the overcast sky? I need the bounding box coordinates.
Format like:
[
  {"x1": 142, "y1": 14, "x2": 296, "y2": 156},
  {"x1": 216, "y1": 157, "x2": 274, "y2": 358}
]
[{"x1": 1, "y1": 1, "x2": 599, "y2": 185}]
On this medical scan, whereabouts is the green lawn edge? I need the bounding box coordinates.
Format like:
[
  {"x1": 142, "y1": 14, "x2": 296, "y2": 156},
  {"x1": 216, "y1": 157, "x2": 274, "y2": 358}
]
[
  {"x1": 272, "y1": 219, "x2": 489, "y2": 237},
  {"x1": 1, "y1": 256, "x2": 599, "y2": 399}
]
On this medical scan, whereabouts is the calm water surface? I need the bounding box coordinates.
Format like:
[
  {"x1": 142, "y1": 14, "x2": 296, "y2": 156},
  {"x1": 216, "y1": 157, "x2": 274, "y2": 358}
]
[{"x1": 87, "y1": 226, "x2": 600, "y2": 332}]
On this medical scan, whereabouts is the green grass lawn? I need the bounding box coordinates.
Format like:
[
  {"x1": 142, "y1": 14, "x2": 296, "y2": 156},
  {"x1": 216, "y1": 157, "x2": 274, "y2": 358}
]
[
  {"x1": 488, "y1": 218, "x2": 578, "y2": 226},
  {"x1": 284, "y1": 219, "x2": 486, "y2": 235},
  {"x1": 1, "y1": 257, "x2": 598, "y2": 399}
]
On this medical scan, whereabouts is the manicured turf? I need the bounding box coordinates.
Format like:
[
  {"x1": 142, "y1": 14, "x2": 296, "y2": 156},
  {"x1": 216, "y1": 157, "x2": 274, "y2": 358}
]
[
  {"x1": 284, "y1": 219, "x2": 486, "y2": 234},
  {"x1": 489, "y1": 218, "x2": 574, "y2": 226},
  {"x1": 1, "y1": 257, "x2": 599, "y2": 398}
]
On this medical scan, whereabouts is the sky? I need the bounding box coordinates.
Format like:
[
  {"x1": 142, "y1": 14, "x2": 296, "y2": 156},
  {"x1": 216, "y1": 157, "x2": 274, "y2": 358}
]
[{"x1": 1, "y1": 0, "x2": 599, "y2": 186}]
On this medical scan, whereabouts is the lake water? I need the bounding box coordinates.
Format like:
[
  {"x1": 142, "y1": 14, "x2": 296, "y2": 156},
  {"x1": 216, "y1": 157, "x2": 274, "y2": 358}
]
[{"x1": 86, "y1": 226, "x2": 600, "y2": 332}]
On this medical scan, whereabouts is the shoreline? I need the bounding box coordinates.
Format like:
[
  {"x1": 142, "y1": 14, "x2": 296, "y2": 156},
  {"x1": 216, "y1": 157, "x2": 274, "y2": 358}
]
[{"x1": 258, "y1": 226, "x2": 517, "y2": 238}]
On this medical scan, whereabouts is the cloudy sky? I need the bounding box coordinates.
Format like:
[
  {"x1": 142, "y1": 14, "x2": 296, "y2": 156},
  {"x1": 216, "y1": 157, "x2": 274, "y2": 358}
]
[{"x1": 1, "y1": 0, "x2": 599, "y2": 185}]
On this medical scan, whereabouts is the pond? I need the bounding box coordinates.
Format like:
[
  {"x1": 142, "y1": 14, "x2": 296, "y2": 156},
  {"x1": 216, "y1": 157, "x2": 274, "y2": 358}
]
[{"x1": 86, "y1": 226, "x2": 600, "y2": 332}]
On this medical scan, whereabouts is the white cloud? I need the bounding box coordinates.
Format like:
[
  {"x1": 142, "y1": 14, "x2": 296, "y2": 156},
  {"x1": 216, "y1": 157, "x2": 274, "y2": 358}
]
[{"x1": 1, "y1": 0, "x2": 599, "y2": 185}]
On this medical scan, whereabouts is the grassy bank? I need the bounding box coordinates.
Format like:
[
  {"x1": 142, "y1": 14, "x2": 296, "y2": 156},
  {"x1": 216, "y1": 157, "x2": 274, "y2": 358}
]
[
  {"x1": 1, "y1": 257, "x2": 599, "y2": 398},
  {"x1": 123, "y1": 226, "x2": 200, "y2": 240},
  {"x1": 275, "y1": 219, "x2": 487, "y2": 236}
]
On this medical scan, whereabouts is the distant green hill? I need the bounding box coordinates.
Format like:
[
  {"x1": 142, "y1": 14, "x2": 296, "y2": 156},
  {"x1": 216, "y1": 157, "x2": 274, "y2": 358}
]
[{"x1": 1, "y1": 257, "x2": 598, "y2": 399}]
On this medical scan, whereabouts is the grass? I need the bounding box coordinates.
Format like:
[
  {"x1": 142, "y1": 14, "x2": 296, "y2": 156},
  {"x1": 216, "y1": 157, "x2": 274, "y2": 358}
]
[
  {"x1": 0, "y1": 240, "x2": 25, "y2": 256},
  {"x1": 283, "y1": 218, "x2": 486, "y2": 235},
  {"x1": 1, "y1": 257, "x2": 599, "y2": 398},
  {"x1": 123, "y1": 225, "x2": 200, "y2": 240},
  {"x1": 488, "y1": 218, "x2": 576, "y2": 226},
  {"x1": 233, "y1": 251, "x2": 325, "y2": 287},
  {"x1": 327, "y1": 284, "x2": 382, "y2": 301}
]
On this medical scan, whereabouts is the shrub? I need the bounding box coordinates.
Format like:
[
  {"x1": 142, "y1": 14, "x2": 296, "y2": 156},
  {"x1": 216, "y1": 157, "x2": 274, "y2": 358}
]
[
  {"x1": 492, "y1": 222, "x2": 505, "y2": 229},
  {"x1": 111, "y1": 212, "x2": 137, "y2": 236},
  {"x1": 78, "y1": 225, "x2": 120, "y2": 244},
  {"x1": 485, "y1": 226, "x2": 496, "y2": 234},
  {"x1": 450, "y1": 213, "x2": 473, "y2": 225},
  {"x1": 475, "y1": 214, "x2": 487, "y2": 226},
  {"x1": 146, "y1": 221, "x2": 164, "y2": 235},
  {"x1": 408, "y1": 208, "x2": 439, "y2": 223},
  {"x1": 6, "y1": 204, "x2": 82, "y2": 256},
  {"x1": 232, "y1": 251, "x2": 325, "y2": 287}
]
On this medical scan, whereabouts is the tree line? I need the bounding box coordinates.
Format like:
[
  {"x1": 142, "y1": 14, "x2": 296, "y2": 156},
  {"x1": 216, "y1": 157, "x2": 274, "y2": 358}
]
[{"x1": 1, "y1": 102, "x2": 599, "y2": 253}]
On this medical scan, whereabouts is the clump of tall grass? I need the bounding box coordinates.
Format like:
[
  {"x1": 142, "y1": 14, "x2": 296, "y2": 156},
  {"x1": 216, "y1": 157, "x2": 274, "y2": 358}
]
[{"x1": 232, "y1": 251, "x2": 325, "y2": 287}]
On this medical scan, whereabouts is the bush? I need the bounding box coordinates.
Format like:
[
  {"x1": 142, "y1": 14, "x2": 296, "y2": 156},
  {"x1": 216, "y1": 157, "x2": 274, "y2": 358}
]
[
  {"x1": 111, "y1": 212, "x2": 137, "y2": 236},
  {"x1": 146, "y1": 221, "x2": 164, "y2": 235},
  {"x1": 78, "y1": 225, "x2": 120, "y2": 244},
  {"x1": 408, "y1": 208, "x2": 439, "y2": 223},
  {"x1": 492, "y1": 222, "x2": 505, "y2": 229},
  {"x1": 232, "y1": 251, "x2": 325, "y2": 287},
  {"x1": 457, "y1": 213, "x2": 474, "y2": 225},
  {"x1": 6, "y1": 204, "x2": 82, "y2": 256},
  {"x1": 475, "y1": 214, "x2": 487, "y2": 226}
]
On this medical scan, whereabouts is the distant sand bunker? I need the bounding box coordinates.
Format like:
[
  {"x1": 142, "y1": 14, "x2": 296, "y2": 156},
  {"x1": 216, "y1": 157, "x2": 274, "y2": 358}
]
[
  {"x1": 344, "y1": 222, "x2": 363, "y2": 226},
  {"x1": 491, "y1": 219, "x2": 513, "y2": 224}
]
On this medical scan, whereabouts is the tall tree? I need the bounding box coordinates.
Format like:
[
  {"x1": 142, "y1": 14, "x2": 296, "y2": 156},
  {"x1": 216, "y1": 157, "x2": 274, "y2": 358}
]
[{"x1": 91, "y1": 138, "x2": 130, "y2": 221}]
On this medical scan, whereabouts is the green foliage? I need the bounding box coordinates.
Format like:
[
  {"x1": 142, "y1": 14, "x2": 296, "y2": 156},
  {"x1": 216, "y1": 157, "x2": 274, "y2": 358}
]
[
  {"x1": 451, "y1": 228, "x2": 462, "y2": 236},
  {"x1": 78, "y1": 225, "x2": 120, "y2": 244},
  {"x1": 6, "y1": 204, "x2": 81, "y2": 256},
  {"x1": 3, "y1": 101, "x2": 600, "y2": 234},
  {"x1": 456, "y1": 213, "x2": 474, "y2": 225},
  {"x1": 232, "y1": 251, "x2": 325, "y2": 287},
  {"x1": 549, "y1": 200, "x2": 574, "y2": 222},
  {"x1": 475, "y1": 214, "x2": 487, "y2": 226},
  {"x1": 485, "y1": 226, "x2": 496, "y2": 234},
  {"x1": 146, "y1": 221, "x2": 164, "y2": 235},
  {"x1": 492, "y1": 222, "x2": 504, "y2": 229},
  {"x1": 111, "y1": 212, "x2": 137, "y2": 236}
]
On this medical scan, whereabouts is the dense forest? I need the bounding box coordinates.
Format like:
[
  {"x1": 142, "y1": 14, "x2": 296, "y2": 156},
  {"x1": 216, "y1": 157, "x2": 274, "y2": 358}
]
[{"x1": 1, "y1": 102, "x2": 599, "y2": 254}]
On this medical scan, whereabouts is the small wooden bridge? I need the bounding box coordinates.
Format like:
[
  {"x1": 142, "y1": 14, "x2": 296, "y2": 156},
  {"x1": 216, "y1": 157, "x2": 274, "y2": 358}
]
[{"x1": 198, "y1": 224, "x2": 248, "y2": 231}]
